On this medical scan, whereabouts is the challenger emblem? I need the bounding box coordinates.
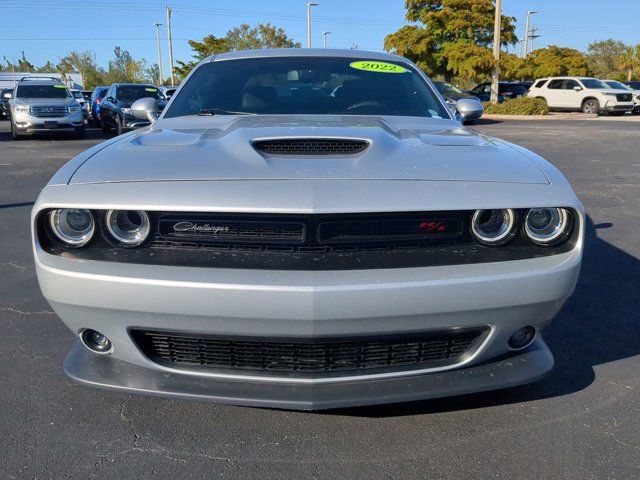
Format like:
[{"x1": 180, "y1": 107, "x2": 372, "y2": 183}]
[{"x1": 173, "y1": 222, "x2": 230, "y2": 234}]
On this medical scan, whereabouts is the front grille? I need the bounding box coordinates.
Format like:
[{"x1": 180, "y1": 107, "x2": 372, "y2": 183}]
[
  {"x1": 29, "y1": 106, "x2": 68, "y2": 117},
  {"x1": 131, "y1": 328, "x2": 487, "y2": 377},
  {"x1": 616, "y1": 93, "x2": 632, "y2": 102},
  {"x1": 152, "y1": 211, "x2": 469, "y2": 252},
  {"x1": 253, "y1": 138, "x2": 369, "y2": 155}
]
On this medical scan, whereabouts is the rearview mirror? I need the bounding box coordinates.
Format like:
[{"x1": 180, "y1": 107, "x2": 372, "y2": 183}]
[
  {"x1": 131, "y1": 97, "x2": 159, "y2": 123},
  {"x1": 456, "y1": 98, "x2": 484, "y2": 125}
]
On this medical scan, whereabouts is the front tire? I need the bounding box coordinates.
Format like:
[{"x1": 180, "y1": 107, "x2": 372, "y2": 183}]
[
  {"x1": 582, "y1": 98, "x2": 600, "y2": 115},
  {"x1": 10, "y1": 121, "x2": 23, "y2": 140},
  {"x1": 115, "y1": 115, "x2": 124, "y2": 136}
]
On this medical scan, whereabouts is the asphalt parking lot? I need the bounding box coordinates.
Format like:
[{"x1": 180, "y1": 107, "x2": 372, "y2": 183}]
[{"x1": 1, "y1": 119, "x2": 639, "y2": 479}]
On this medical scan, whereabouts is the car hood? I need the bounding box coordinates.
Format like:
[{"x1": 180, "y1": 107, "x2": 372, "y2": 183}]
[{"x1": 70, "y1": 115, "x2": 549, "y2": 185}]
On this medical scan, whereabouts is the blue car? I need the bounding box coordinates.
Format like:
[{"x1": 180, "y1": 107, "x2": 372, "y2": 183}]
[{"x1": 89, "y1": 86, "x2": 109, "y2": 127}]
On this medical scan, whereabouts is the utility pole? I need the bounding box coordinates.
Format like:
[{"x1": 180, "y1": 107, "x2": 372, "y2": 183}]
[
  {"x1": 529, "y1": 26, "x2": 540, "y2": 53},
  {"x1": 490, "y1": 0, "x2": 501, "y2": 104},
  {"x1": 523, "y1": 10, "x2": 539, "y2": 57},
  {"x1": 322, "y1": 31, "x2": 331, "y2": 48},
  {"x1": 154, "y1": 22, "x2": 163, "y2": 85},
  {"x1": 166, "y1": 5, "x2": 175, "y2": 85},
  {"x1": 306, "y1": 2, "x2": 319, "y2": 48}
]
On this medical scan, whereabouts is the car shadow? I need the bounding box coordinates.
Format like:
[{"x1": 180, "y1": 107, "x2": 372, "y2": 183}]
[{"x1": 332, "y1": 215, "x2": 640, "y2": 417}]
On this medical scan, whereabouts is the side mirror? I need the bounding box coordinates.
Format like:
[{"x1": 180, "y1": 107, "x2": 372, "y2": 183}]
[
  {"x1": 573, "y1": 86, "x2": 582, "y2": 91},
  {"x1": 131, "y1": 97, "x2": 159, "y2": 123},
  {"x1": 2, "y1": 92, "x2": 12, "y2": 99},
  {"x1": 456, "y1": 98, "x2": 484, "y2": 124}
]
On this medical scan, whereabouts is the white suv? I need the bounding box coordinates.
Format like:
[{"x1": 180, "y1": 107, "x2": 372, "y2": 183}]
[{"x1": 528, "y1": 77, "x2": 634, "y2": 115}]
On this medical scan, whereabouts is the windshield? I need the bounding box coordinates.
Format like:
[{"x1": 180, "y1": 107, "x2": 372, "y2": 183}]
[
  {"x1": 604, "y1": 81, "x2": 630, "y2": 91},
  {"x1": 434, "y1": 82, "x2": 464, "y2": 95},
  {"x1": 16, "y1": 84, "x2": 71, "y2": 99},
  {"x1": 164, "y1": 57, "x2": 450, "y2": 119},
  {"x1": 118, "y1": 85, "x2": 162, "y2": 102},
  {"x1": 581, "y1": 79, "x2": 608, "y2": 89}
]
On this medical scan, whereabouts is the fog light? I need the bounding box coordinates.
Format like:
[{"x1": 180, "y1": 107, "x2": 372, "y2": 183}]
[
  {"x1": 81, "y1": 329, "x2": 112, "y2": 353},
  {"x1": 508, "y1": 326, "x2": 536, "y2": 350}
]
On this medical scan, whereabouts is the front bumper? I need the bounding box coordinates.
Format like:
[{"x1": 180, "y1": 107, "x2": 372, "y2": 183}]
[
  {"x1": 602, "y1": 100, "x2": 634, "y2": 112},
  {"x1": 13, "y1": 111, "x2": 84, "y2": 132},
  {"x1": 122, "y1": 113, "x2": 150, "y2": 130},
  {"x1": 36, "y1": 242, "x2": 581, "y2": 408}
]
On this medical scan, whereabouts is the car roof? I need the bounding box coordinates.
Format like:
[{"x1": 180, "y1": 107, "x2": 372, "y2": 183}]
[
  {"x1": 17, "y1": 80, "x2": 66, "y2": 86},
  {"x1": 112, "y1": 83, "x2": 157, "y2": 87},
  {"x1": 208, "y1": 48, "x2": 408, "y2": 64}
]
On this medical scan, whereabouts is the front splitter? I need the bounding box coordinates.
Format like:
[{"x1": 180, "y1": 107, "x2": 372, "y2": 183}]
[{"x1": 64, "y1": 338, "x2": 553, "y2": 410}]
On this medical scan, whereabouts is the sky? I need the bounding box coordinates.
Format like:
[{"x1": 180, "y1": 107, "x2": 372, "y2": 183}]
[{"x1": 1, "y1": 0, "x2": 640, "y2": 80}]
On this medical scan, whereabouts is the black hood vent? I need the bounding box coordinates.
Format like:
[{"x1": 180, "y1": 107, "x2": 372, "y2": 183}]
[{"x1": 253, "y1": 138, "x2": 369, "y2": 156}]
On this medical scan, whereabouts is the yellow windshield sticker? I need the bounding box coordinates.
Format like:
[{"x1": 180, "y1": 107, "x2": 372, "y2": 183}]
[
  {"x1": 145, "y1": 88, "x2": 157, "y2": 92},
  {"x1": 350, "y1": 61, "x2": 408, "y2": 73},
  {"x1": 54, "y1": 85, "x2": 67, "y2": 88}
]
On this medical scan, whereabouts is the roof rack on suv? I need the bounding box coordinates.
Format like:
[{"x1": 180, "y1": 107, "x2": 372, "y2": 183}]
[{"x1": 18, "y1": 76, "x2": 63, "y2": 83}]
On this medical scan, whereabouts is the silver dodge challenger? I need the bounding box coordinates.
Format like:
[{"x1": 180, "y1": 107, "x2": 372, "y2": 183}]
[{"x1": 32, "y1": 49, "x2": 583, "y2": 410}]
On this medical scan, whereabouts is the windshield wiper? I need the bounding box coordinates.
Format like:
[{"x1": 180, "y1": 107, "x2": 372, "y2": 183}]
[{"x1": 198, "y1": 108, "x2": 256, "y2": 116}]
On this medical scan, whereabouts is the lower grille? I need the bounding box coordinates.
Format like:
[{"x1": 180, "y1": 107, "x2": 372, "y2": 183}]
[
  {"x1": 131, "y1": 328, "x2": 488, "y2": 377},
  {"x1": 29, "y1": 106, "x2": 68, "y2": 117}
]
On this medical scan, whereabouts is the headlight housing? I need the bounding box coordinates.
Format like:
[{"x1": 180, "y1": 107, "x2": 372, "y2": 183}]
[
  {"x1": 524, "y1": 208, "x2": 572, "y2": 246},
  {"x1": 470, "y1": 209, "x2": 517, "y2": 246},
  {"x1": 120, "y1": 107, "x2": 132, "y2": 115},
  {"x1": 13, "y1": 105, "x2": 28, "y2": 114},
  {"x1": 68, "y1": 105, "x2": 82, "y2": 112},
  {"x1": 48, "y1": 209, "x2": 95, "y2": 247},
  {"x1": 105, "y1": 210, "x2": 151, "y2": 246}
]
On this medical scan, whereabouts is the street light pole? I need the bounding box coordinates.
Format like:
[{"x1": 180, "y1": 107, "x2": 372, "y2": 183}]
[
  {"x1": 166, "y1": 5, "x2": 175, "y2": 86},
  {"x1": 322, "y1": 31, "x2": 331, "y2": 48},
  {"x1": 306, "y1": 2, "x2": 319, "y2": 48},
  {"x1": 490, "y1": 0, "x2": 501, "y2": 104},
  {"x1": 523, "y1": 10, "x2": 539, "y2": 57},
  {"x1": 154, "y1": 22, "x2": 163, "y2": 85}
]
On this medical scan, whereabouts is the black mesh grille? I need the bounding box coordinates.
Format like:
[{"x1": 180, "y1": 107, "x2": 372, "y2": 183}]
[
  {"x1": 616, "y1": 93, "x2": 632, "y2": 102},
  {"x1": 130, "y1": 328, "x2": 487, "y2": 377},
  {"x1": 253, "y1": 138, "x2": 369, "y2": 155}
]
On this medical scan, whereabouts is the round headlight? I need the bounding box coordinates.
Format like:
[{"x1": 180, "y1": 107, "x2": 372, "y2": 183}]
[
  {"x1": 105, "y1": 210, "x2": 150, "y2": 246},
  {"x1": 48, "y1": 209, "x2": 95, "y2": 247},
  {"x1": 524, "y1": 208, "x2": 571, "y2": 246},
  {"x1": 471, "y1": 209, "x2": 516, "y2": 246}
]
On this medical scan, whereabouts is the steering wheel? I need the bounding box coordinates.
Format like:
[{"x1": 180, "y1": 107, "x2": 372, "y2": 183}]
[{"x1": 346, "y1": 100, "x2": 385, "y2": 111}]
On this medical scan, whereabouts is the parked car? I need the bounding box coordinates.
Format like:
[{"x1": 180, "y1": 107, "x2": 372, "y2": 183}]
[
  {"x1": 89, "y1": 86, "x2": 109, "y2": 127},
  {"x1": 159, "y1": 86, "x2": 177, "y2": 99},
  {"x1": 468, "y1": 81, "x2": 529, "y2": 102},
  {"x1": 603, "y1": 79, "x2": 640, "y2": 115},
  {"x1": 70, "y1": 89, "x2": 90, "y2": 119},
  {"x1": 9, "y1": 76, "x2": 85, "y2": 139},
  {"x1": 432, "y1": 81, "x2": 482, "y2": 124},
  {"x1": 625, "y1": 81, "x2": 640, "y2": 90},
  {"x1": 100, "y1": 83, "x2": 167, "y2": 135},
  {"x1": 528, "y1": 77, "x2": 634, "y2": 115},
  {"x1": 31, "y1": 49, "x2": 582, "y2": 410},
  {"x1": 0, "y1": 88, "x2": 12, "y2": 120}
]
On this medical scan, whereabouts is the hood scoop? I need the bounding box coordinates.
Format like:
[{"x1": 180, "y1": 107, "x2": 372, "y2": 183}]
[{"x1": 252, "y1": 138, "x2": 370, "y2": 156}]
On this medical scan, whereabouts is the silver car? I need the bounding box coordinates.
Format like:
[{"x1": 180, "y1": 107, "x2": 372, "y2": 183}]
[
  {"x1": 32, "y1": 49, "x2": 583, "y2": 410},
  {"x1": 10, "y1": 77, "x2": 85, "y2": 139}
]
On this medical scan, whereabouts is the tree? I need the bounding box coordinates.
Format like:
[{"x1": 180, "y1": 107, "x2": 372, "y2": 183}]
[
  {"x1": 384, "y1": 0, "x2": 518, "y2": 81},
  {"x1": 524, "y1": 46, "x2": 589, "y2": 79},
  {"x1": 586, "y1": 39, "x2": 629, "y2": 80},
  {"x1": 104, "y1": 46, "x2": 148, "y2": 84},
  {"x1": 58, "y1": 51, "x2": 105, "y2": 89},
  {"x1": 174, "y1": 22, "x2": 300, "y2": 80},
  {"x1": 617, "y1": 46, "x2": 639, "y2": 82}
]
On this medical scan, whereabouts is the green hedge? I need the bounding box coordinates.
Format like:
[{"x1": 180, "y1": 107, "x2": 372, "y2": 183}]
[{"x1": 482, "y1": 97, "x2": 548, "y2": 115}]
